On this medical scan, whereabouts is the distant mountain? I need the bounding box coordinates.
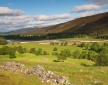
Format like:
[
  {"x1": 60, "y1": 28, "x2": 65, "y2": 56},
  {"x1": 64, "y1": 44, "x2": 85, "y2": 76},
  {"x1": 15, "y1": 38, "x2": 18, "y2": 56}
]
[
  {"x1": 8, "y1": 27, "x2": 41, "y2": 35},
  {"x1": 9, "y1": 12, "x2": 108, "y2": 36}
]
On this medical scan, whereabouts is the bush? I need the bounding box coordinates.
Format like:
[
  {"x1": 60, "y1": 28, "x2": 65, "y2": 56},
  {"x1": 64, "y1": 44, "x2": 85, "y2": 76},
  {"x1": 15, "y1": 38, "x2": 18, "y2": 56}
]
[
  {"x1": 90, "y1": 42, "x2": 100, "y2": 52},
  {"x1": 79, "y1": 51, "x2": 87, "y2": 59},
  {"x1": 9, "y1": 53, "x2": 16, "y2": 58},
  {"x1": 30, "y1": 48, "x2": 36, "y2": 54},
  {"x1": 60, "y1": 42, "x2": 64, "y2": 46},
  {"x1": 43, "y1": 51, "x2": 48, "y2": 55},
  {"x1": 50, "y1": 42, "x2": 54, "y2": 45},
  {"x1": 61, "y1": 49, "x2": 71, "y2": 57},
  {"x1": 35, "y1": 48, "x2": 43, "y2": 56},
  {"x1": 0, "y1": 38, "x2": 8, "y2": 45},
  {"x1": 57, "y1": 54, "x2": 67, "y2": 61},
  {"x1": 17, "y1": 46, "x2": 24, "y2": 54},
  {"x1": 64, "y1": 42, "x2": 68, "y2": 46},
  {"x1": 53, "y1": 47, "x2": 58, "y2": 51},
  {"x1": 78, "y1": 43, "x2": 85, "y2": 47},
  {"x1": 95, "y1": 50, "x2": 108, "y2": 66},
  {"x1": 72, "y1": 50, "x2": 80, "y2": 59}
]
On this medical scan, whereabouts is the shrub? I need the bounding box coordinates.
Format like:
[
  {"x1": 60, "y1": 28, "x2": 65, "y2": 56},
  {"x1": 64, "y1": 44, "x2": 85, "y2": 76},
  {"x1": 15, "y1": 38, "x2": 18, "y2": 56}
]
[
  {"x1": 53, "y1": 47, "x2": 58, "y2": 51},
  {"x1": 57, "y1": 54, "x2": 67, "y2": 61},
  {"x1": 95, "y1": 50, "x2": 108, "y2": 66},
  {"x1": 64, "y1": 42, "x2": 68, "y2": 46},
  {"x1": 43, "y1": 51, "x2": 48, "y2": 55},
  {"x1": 9, "y1": 53, "x2": 16, "y2": 58},
  {"x1": 0, "y1": 38, "x2": 8, "y2": 45},
  {"x1": 60, "y1": 42, "x2": 64, "y2": 46},
  {"x1": 30, "y1": 48, "x2": 36, "y2": 54},
  {"x1": 50, "y1": 42, "x2": 54, "y2": 45},
  {"x1": 35, "y1": 48, "x2": 43, "y2": 56},
  {"x1": 72, "y1": 50, "x2": 80, "y2": 59}
]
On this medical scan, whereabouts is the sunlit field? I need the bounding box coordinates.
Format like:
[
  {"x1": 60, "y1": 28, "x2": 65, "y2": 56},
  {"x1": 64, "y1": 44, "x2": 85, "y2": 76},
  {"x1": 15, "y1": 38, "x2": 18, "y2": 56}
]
[{"x1": 0, "y1": 41, "x2": 108, "y2": 85}]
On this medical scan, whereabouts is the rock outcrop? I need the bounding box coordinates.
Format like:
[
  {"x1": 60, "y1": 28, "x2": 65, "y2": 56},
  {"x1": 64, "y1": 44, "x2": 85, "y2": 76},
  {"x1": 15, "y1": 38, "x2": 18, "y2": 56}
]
[{"x1": 0, "y1": 61, "x2": 71, "y2": 85}]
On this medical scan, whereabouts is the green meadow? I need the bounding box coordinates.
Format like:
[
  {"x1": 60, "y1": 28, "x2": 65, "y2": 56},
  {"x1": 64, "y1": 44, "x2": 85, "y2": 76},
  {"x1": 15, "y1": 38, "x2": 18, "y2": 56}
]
[{"x1": 0, "y1": 41, "x2": 108, "y2": 85}]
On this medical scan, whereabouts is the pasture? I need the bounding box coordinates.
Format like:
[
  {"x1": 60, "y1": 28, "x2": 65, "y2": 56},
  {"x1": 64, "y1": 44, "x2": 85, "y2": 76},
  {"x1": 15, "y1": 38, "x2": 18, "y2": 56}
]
[{"x1": 0, "y1": 40, "x2": 108, "y2": 85}]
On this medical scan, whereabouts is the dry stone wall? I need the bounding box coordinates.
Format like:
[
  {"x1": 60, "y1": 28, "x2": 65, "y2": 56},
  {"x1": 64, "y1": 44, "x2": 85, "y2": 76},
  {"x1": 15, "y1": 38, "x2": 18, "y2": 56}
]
[{"x1": 0, "y1": 61, "x2": 71, "y2": 85}]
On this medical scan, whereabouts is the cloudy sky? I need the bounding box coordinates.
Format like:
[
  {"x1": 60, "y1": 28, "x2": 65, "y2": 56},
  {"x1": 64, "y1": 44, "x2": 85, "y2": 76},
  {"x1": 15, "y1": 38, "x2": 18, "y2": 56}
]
[{"x1": 0, "y1": 0, "x2": 108, "y2": 32}]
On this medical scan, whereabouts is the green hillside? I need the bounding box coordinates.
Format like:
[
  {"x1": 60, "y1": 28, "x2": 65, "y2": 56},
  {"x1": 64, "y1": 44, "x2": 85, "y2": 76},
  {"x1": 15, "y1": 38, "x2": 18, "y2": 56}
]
[{"x1": 9, "y1": 12, "x2": 108, "y2": 36}]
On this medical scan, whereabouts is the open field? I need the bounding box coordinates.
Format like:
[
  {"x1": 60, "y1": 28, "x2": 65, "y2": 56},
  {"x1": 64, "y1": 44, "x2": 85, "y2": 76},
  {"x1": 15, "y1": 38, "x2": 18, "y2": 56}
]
[
  {"x1": 5, "y1": 41, "x2": 84, "y2": 53},
  {"x1": 0, "y1": 40, "x2": 108, "y2": 85},
  {"x1": 0, "y1": 70, "x2": 48, "y2": 85},
  {"x1": 0, "y1": 54, "x2": 108, "y2": 85}
]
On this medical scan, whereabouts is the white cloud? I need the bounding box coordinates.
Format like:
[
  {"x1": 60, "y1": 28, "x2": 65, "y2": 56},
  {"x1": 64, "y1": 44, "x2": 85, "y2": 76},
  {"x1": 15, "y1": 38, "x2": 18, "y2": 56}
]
[
  {"x1": 86, "y1": 0, "x2": 108, "y2": 5},
  {"x1": 0, "y1": 7, "x2": 25, "y2": 16},
  {"x1": 0, "y1": 11, "x2": 71, "y2": 32},
  {"x1": 4, "y1": 15, "x2": 34, "y2": 20},
  {"x1": 35, "y1": 14, "x2": 70, "y2": 21},
  {"x1": 76, "y1": 11, "x2": 95, "y2": 18},
  {"x1": 4, "y1": 14, "x2": 70, "y2": 21},
  {"x1": 71, "y1": 4, "x2": 102, "y2": 13}
]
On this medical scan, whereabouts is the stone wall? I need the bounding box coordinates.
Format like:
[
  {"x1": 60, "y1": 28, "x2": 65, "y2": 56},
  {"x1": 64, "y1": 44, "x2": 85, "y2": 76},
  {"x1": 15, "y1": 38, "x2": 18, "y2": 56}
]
[{"x1": 0, "y1": 61, "x2": 71, "y2": 85}]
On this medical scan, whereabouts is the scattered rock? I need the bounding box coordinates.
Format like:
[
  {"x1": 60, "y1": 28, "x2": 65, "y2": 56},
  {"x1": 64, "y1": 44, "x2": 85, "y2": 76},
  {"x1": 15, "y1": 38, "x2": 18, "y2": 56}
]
[{"x1": 0, "y1": 61, "x2": 71, "y2": 85}]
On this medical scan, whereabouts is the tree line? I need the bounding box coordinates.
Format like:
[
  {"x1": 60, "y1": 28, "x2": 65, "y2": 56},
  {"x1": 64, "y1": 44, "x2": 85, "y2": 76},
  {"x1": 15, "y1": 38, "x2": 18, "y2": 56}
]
[{"x1": 1, "y1": 33, "x2": 88, "y2": 41}]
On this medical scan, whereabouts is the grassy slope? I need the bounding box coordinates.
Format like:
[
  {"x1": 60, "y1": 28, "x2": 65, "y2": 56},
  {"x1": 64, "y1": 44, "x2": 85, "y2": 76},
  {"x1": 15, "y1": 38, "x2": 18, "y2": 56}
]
[
  {"x1": 0, "y1": 70, "x2": 49, "y2": 85},
  {"x1": 0, "y1": 54, "x2": 108, "y2": 84},
  {"x1": 9, "y1": 12, "x2": 108, "y2": 35},
  {"x1": 0, "y1": 42, "x2": 108, "y2": 84}
]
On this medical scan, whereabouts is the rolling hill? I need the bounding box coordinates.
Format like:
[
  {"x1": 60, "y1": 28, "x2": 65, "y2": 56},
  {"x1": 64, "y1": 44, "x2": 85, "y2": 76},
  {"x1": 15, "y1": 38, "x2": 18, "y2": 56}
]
[
  {"x1": 9, "y1": 12, "x2": 108, "y2": 36},
  {"x1": 8, "y1": 27, "x2": 41, "y2": 35}
]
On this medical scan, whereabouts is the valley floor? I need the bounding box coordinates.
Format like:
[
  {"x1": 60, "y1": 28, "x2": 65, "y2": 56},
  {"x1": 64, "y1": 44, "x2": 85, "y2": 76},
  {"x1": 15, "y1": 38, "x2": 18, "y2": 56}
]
[{"x1": 0, "y1": 54, "x2": 108, "y2": 85}]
